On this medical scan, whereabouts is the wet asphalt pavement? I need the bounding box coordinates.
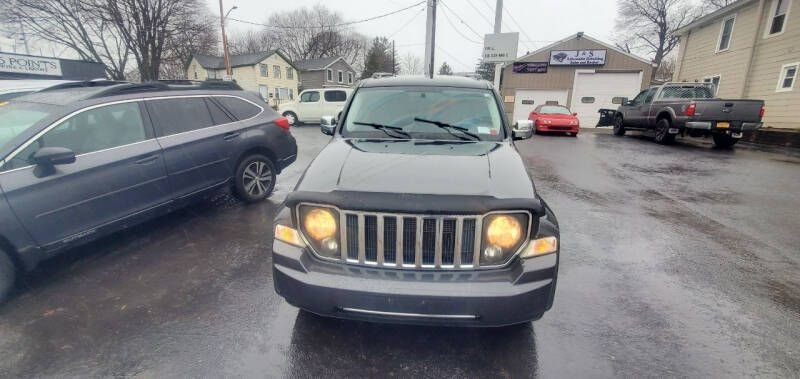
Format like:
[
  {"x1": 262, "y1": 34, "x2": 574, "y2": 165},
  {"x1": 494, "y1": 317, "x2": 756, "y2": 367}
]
[{"x1": 1, "y1": 126, "x2": 799, "y2": 378}]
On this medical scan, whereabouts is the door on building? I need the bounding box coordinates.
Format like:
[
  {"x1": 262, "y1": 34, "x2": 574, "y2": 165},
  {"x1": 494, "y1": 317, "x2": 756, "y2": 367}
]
[
  {"x1": 570, "y1": 71, "x2": 642, "y2": 127},
  {"x1": 258, "y1": 85, "x2": 268, "y2": 102},
  {"x1": 512, "y1": 89, "x2": 569, "y2": 121}
]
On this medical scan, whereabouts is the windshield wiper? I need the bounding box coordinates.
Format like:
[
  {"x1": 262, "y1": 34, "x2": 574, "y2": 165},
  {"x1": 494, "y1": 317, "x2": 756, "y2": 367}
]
[
  {"x1": 353, "y1": 121, "x2": 411, "y2": 139},
  {"x1": 413, "y1": 118, "x2": 481, "y2": 141}
]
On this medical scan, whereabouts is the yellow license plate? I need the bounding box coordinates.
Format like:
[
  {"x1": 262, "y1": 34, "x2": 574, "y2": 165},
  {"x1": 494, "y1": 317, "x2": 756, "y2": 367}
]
[{"x1": 717, "y1": 122, "x2": 730, "y2": 129}]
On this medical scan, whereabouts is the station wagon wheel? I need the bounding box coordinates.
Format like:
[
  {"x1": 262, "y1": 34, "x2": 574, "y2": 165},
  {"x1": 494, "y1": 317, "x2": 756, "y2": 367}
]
[
  {"x1": 282, "y1": 111, "x2": 298, "y2": 126},
  {"x1": 233, "y1": 154, "x2": 276, "y2": 203}
]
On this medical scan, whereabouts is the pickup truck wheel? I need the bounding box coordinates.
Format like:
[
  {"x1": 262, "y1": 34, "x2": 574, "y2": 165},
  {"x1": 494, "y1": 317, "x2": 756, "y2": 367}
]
[
  {"x1": 282, "y1": 111, "x2": 299, "y2": 126},
  {"x1": 0, "y1": 249, "x2": 16, "y2": 304},
  {"x1": 613, "y1": 116, "x2": 626, "y2": 136},
  {"x1": 234, "y1": 154, "x2": 277, "y2": 203},
  {"x1": 712, "y1": 133, "x2": 739, "y2": 148},
  {"x1": 654, "y1": 119, "x2": 676, "y2": 144}
]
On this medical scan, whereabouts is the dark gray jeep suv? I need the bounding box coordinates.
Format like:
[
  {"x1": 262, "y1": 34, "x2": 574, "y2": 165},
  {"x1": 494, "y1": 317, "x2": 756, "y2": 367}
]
[
  {"x1": 0, "y1": 81, "x2": 297, "y2": 301},
  {"x1": 272, "y1": 76, "x2": 559, "y2": 327}
]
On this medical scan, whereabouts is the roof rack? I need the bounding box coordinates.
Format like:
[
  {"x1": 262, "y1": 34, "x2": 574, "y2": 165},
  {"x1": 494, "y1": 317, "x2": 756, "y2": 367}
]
[
  {"x1": 86, "y1": 80, "x2": 243, "y2": 99},
  {"x1": 38, "y1": 80, "x2": 127, "y2": 93}
]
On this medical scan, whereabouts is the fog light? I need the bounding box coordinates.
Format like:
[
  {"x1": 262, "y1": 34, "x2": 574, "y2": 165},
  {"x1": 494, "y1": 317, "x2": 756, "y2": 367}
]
[
  {"x1": 483, "y1": 244, "x2": 503, "y2": 262},
  {"x1": 275, "y1": 224, "x2": 305, "y2": 247},
  {"x1": 321, "y1": 237, "x2": 339, "y2": 252},
  {"x1": 520, "y1": 237, "x2": 558, "y2": 258}
]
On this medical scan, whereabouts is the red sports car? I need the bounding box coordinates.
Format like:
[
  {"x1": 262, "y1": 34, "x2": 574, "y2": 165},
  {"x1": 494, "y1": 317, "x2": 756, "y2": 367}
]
[{"x1": 529, "y1": 104, "x2": 580, "y2": 136}]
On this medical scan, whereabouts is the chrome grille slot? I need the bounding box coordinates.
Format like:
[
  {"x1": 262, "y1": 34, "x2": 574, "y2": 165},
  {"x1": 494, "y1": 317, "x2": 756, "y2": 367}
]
[{"x1": 327, "y1": 210, "x2": 490, "y2": 270}]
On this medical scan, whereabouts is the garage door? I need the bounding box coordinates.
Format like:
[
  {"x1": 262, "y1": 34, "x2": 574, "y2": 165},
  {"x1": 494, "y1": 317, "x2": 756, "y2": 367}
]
[
  {"x1": 570, "y1": 71, "x2": 642, "y2": 127},
  {"x1": 512, "y1": 89, "x2": 569, "y2": 122}
]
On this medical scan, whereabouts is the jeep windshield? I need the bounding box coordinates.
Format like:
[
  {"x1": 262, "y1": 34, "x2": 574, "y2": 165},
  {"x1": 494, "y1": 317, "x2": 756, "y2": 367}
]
[{"x1": 342, "y1": 86, "x2": 505, "y2": 141}]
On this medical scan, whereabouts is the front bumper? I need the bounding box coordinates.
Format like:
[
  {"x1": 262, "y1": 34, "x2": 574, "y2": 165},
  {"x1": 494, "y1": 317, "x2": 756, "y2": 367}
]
[
  {"x1": 536, "y1": 124, "x2": 579, "y2": 133},
  {"x1": 272, "y1": 240, "x2": 558, "y2": 327}
]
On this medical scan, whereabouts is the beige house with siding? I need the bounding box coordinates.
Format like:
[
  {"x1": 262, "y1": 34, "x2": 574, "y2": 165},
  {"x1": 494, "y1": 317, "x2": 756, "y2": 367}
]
[
  {"x1": 674, "y1": 0, "x2": 799, "y2": 130},
  {"x1": 186, "y1": 50, "x2": 299, "y2": 107}
]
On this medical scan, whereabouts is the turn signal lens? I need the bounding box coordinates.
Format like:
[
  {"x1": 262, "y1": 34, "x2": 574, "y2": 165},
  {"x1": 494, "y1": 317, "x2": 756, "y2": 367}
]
[
  {"x1": 275, "y1": 224, "x2": 305, "y2": 247},
  {"x1": 304, "y1": 208, "x2": 337, "y2": 240},
  {"x1": 520, "y1": 237, "x2": 558, "y2": 258},
  {"x1": 486, "y1": 215, "x2": 522, "y2": 249}
]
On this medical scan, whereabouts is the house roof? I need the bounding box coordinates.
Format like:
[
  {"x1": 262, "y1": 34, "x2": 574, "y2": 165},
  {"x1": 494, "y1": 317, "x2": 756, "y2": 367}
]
[
  {"x1": 293, "y1": 56, "x2": 355, "y2": 72},
  {"x1": 506, "y1": 32, "x2": 657, "y2": 68},
  {"x1": 675, "y1": 0, "x2": 757, "y2": 35},
  {"x1": 189, "y1": 50, "x2": 298, "y2": 70}
]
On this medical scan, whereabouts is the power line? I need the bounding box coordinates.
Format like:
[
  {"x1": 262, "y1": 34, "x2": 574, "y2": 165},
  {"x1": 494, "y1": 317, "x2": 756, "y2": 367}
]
[
  {"x1": 437, "y1": 45, "x2": 473, "y2": 71},
  {"x1": 464, "y1": 0, "x2": 494, "y2": 29},
  {"x1": 388, "y1": 6, "x2": 426, "y2": 40},
  {"x1": 479, "y1": 0, "x2": 494, "y2": 13},
  {"x1": 439, "y1": 1, "x2": 484, "y2": 39},
  {"x1": 439, "y1": 5, "x2": 482, "y2": 44},
  {"x1": 227, "y1": 1, "x2": 425, "y2": 29},
  {"x1": 502, "y1": 4, "x2": 535, "y2": 52}
]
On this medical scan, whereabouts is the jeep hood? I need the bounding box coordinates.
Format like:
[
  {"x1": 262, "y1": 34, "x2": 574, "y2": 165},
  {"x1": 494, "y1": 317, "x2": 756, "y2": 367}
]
[{"x1": 294, "y1": 138, "x2": 536, "y2": 199}]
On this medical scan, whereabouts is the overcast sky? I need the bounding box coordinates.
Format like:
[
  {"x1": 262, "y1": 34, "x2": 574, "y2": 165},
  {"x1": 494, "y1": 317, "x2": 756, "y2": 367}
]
[{"x1": 204, "y1": 0, "x2": 622, "y2": 73}]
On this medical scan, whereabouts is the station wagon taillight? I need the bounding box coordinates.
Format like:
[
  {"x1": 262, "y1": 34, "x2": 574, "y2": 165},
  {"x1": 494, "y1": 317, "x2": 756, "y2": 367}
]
[
  {"x1": 760, "y1": 106, "x2": 765, "y2": 118},
  {"x1": 275, "y1": 117, "x2": 290, "y2": 130},
  {"x1": 686, "y1": 103, "x2": 696, "y2": 116}
]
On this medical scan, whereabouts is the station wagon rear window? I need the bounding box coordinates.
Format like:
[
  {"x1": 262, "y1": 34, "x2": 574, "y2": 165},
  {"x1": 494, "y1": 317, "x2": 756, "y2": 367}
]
[
  {"x1": 343, "y1": 87, "x2": 505, "y2": 141},
  {"x1": 217, "y1": 97, "x2": 261, "y2": 120}
]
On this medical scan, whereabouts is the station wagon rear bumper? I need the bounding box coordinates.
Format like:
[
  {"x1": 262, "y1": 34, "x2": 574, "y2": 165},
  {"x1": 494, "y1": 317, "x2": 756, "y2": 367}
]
[{"x1": 272, "y1": 240, "x2": 558, "y2": 327}]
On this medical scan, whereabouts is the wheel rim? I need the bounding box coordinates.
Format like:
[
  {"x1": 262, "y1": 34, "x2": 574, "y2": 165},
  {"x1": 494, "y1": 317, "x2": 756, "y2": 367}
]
[
  {"x1": 656, "y1": 122, "x2": 666, "y2": 140},
  {"x1": 284, "y1": 113, "x2": 296, "y2": 125},
  {"x1": 614, "y1": 118, "x2": 622, "y2": 132},
  {"x1": 243, "y1": 161, "x2": 272, "y2": 197}
]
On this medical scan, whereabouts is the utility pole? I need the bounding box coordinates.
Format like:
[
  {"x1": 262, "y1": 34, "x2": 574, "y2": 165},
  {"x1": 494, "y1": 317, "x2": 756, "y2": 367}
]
[
  {"x1": 219, "y1": 0, "x2": 232, "y2": 77},
  {"x1": 423, "y1": 0, "x2": 437, "y2": 78},
  {"x1": 493, "y1": 0, "x2": 503, "y2": 90},
  {"x1": 19, "y1": 21, "x2": 30, "y2": 55}
]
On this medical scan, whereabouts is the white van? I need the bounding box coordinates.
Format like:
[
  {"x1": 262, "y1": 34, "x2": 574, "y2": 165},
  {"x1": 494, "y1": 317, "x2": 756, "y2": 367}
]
[{"x1": 278, "y1": 88, "x2": 353, "y2": 125}]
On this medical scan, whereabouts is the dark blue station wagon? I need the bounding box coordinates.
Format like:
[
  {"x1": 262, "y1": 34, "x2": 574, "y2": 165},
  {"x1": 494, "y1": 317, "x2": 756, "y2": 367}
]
[{"x1": 0, "y1": 81, "x2": 297, "y2": 301}]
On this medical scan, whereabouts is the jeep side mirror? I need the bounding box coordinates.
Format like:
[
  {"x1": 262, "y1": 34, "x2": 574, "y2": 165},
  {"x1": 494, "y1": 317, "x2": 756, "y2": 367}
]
[
  {"x1": 33, "y1": 147, "x2": 75, "y2": 166},
  {"x1": 513, "y1": 120, "x2": 534, "y2": 140},
  {"x1": 320, "y1": 115, "x2": 336, "y2": 135}
]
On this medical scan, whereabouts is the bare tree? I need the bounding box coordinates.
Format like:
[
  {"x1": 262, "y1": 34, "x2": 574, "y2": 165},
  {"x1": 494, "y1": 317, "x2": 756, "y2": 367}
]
[
  {"x1": 399, "y1": 52, "x2": 423, "y2": 75},
  {"x1": 655, "y1": 55, "x2": 676, "y2": 81},
  {"x1": 228, "y1": 30, "x2": 274, "y2": 55},
  {"x1": 704, "y1": 0, "x2": 736, "y2": 9},
  {"x1": 99, "y1": 0, "x2": 204, "y2": 82},
  {"x1": 265, "y1": 5, "x2": 368, "y2": 69},
  {"x1": 160, "y1": 8, "x2": 218, "y2": 79},
  {"x1": 5, "y1": 0, "x2": 130, "y2": 79},
  {"x1": 614, "y1": 0, "x2": 701, "y2": 79}
]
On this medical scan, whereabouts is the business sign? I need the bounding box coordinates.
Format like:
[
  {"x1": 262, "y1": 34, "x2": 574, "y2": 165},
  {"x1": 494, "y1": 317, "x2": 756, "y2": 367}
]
[
  {"x1": 549, "y1": 50, "x2": 606, "y2": 66},
  {"x1": 483, "y1": 32, "x2": 519, "y2": 62},
  {"x1": 0, "y1": 53, "x2": 62, "y2": 77},
  {"x1": 513, "y1": 62, "x2": 548, "y2": 73}
]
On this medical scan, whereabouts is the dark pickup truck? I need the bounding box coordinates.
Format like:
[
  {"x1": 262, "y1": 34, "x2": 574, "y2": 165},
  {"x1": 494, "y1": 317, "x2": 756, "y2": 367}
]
[{"x1": 598, "y1": 83, "x2": 764, "y2": 148}]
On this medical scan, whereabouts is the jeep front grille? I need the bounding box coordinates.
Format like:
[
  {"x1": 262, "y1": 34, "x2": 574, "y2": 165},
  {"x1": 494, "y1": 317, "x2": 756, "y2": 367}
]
[{"x1": 339, "y1": 211, "x2": 483, "y2": 269}]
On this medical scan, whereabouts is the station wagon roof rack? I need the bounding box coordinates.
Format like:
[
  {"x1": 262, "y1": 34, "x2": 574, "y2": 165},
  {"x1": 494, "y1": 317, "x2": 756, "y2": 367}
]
[
  {"x1": 85, "y1": 80, "x2": 244, "y2": 99},
  {"x1": 37, "y1": 80, "x2": 127, "y2": 93}
]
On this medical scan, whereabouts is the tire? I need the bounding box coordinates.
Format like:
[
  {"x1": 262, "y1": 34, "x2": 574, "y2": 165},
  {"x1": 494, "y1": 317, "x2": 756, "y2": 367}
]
[
  {"x1": 613, "y1": 116, "x2": 626, "y2": 136},
  {"x1": 654, "y1": 118, "x2": 676, "y2": 145},
  {"x1": 282, "y1": 111, "x2": 299, "y2": 126},
  {"x1": 0, "y1": 249, "x2": 16, "y2": 304},
  {"x1": 233, "y1": 154, "x2": 277, "y2": 203},
  {"x1": 712, "y1": 133, "x2": 739, "y2": 148}
]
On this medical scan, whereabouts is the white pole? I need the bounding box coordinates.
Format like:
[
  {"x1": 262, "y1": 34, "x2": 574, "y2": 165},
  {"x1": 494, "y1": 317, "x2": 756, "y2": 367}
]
[
  {"x1": 493, "y1": 0, "x2": 503, "y2": 90},
  {"x1": 424, "y1": 0, "x2": 438, "y2": 78}
]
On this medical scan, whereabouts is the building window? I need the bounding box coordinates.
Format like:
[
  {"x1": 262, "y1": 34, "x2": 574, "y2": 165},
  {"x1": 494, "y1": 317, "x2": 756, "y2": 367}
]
[
  {"x1": 193, "y1": 65, "x2": 198, "y2": 79},
  {"x1": 327, "y1": 69, "x2": 333, "y2": 81},
  {"x1": 289, "y1": 88, "x2": 294, "y2": 100},
  {"x1": 776, "y1": 62, "x2": 798, "y2": 92},
  {"x1": 703, "y1": 75, "x2": 722, "y2": 95},
  {"x1": 260, "y1": 64, "x2": 267, "y2": 77},
  {"x1": 348, "y1": 72, "x2": 353, "y2": 84},
  {"x1": 612, "y1": 97, "x2": 624, "y2": 104},
  {"x1": 337, "y1": 70, "x2": 343, "y2": 83},
  {"x1": 717, "y1": 15, "x2": 735, "y2": 52},
  {"x1": 286, "y1": 67, "x2": 293, "y2": 79},
  {"x1": 207, "y1": 69, "x2": 216, "y2": 79},
  {"x1": 273, "y1": 65, "x2": 281, "y2": 79},
  {"x1": 545, "y1": 100, "x2": 559, "y2": 105},
  {"x1": 581, "y1": 97, "x2": 595, "y2": 103},
  {"x1": 766, "y1": 0, "x2": 791, "y2": 36}
]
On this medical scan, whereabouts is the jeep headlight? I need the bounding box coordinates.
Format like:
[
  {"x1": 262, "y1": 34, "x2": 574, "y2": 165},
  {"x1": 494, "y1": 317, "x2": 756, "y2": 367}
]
[
  {"x1": 480, "y1": 213, "x2": 528, "y2": 265},
  {"x1": 298, "y1": 205, "x2": 340, "y2": 258}
]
